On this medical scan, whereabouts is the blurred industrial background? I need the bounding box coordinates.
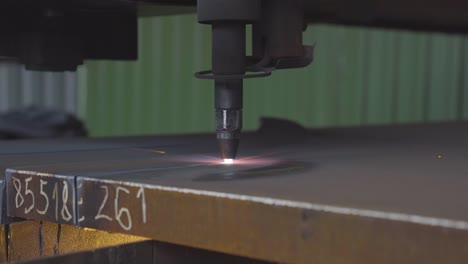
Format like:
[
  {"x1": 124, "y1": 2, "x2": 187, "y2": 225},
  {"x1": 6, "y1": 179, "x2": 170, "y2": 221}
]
[
  {"x1": 0, "y1": 62, "x2": 78, "y2": 114},
  {"x1": 1, "y1": 14, "x2": 467, "y2": 136}
]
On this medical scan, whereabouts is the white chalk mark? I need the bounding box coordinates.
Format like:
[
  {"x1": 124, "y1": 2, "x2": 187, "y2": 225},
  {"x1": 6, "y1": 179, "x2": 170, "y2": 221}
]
[
  {"x1": 89, "y1": 177, "x2": 468, "y2": 231},
  {"x1": 52, "y1": 182, "x2": 58, "y2": 221},
  {"x1": 12, "y1": 177, "x2": 24, "y2": 208},
  {"x1": 36, "y1": 180, "x2": 49, "y2": 215},
  {"x1": 77, "y1": 183, "x2": 85, "y2": 223},
  {"x1": 61, "y1": 181, "x2": 72, "y2": 221},
  {"x1": 24, "y1": 177, "x2": 34, "y2": 214},
  {"x1": 95, "y1": 185, "x2": 112, "y2": 221},
  {"x1": 115, "y1": 186, "x2": 132, "y2": 231},
  {"x1": 137, "y1": 187, "x2": 147, "y2": 224}
]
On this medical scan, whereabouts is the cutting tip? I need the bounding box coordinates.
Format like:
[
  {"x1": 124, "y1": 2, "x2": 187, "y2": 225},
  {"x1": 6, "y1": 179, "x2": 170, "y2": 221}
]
[
  {"x1": 223, "y1": 159, "x2": 234, "y2": 164},
  {"x1": 218, "y1": 138, "x2": 239, "y2": 160}
]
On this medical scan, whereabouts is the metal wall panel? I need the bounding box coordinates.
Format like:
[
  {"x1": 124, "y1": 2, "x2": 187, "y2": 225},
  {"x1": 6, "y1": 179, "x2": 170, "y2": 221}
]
[
  {"x1": 0, "y1": 62, "x2": 79, "y2": 114},
  {"x1": 82, "y1": 14, "x2": 468, "y2": 136}
]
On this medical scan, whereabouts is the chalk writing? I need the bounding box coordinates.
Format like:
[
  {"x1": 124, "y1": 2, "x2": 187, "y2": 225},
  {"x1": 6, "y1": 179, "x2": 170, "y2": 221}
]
[
  {"x1": 36, "y1": 180, "x2": 49, "y2": 215},
  {"x1": 12, "y1": 177, "x2": 24, "y2": 208},
  {"x1": 95, "y1": 185, "x2": 113, "y2": 221},
  {"x1": 61, "y1": 181, "x2": 72, "y2": 221},
  {"x1": 115, "y1": 186, "x2": 132, "y2": 230},
  {"x1": 10, "y1": 176, "x2": 73, "y2": 223},
  {"x1": 24, "y1": 177, "x2": 34, "y2": 214},
  {"x1": 89, "y1": 184, "x2": 147, "y2": 231}
]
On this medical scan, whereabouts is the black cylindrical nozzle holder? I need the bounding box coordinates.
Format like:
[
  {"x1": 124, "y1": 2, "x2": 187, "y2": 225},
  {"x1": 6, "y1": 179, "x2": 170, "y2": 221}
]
[
  {"x1": 215, "y1": 80, "x2": 243, "y2": 109},
  {"x1": 212, "y1": 23, "x2": 246, "y2": 75},
  {"x1": 211, "y1": 23, "x2": 246, "y2": 160},
  {"x1": 212, "y1": 23, "x2": 245, "y2": 109}
]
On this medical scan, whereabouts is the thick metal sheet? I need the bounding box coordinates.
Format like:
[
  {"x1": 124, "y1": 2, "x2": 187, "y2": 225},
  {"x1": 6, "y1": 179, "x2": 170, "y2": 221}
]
[
  {"x1": 6, "y1": 221, "x2": 149, "y2": 262},
  {"x1": 16, "y1": 241, "x2": 155, "y2": 264},
  {"x1": 8, "y1": 221, "x2": 43, "y2": 262},
  {"x1": 14, "y1": 239, "x2": 270, "y2": 264},
  {"x1": 152, "y1": 240, "x2": 270, "y2": 264},
  {"x1": 5, "y1": 122, "x2": 468, "y2": 263},
  {"x1": 3, "y1": 220, "x2": 266, "y2": 263},
  {"x1": 0, "y1": 224, "x2": 6, "y2": 263}
]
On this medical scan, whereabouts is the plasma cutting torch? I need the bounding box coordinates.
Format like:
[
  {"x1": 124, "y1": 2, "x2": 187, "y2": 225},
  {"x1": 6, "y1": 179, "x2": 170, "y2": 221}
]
[
  {"x1": 0, "y1": 0, "x2": 312, "y2": 161},
  {"x1": 1, "y1": 0, "x2": 468, "y2": 161},
  {"x1": 196, "y1": 0, "x2": 313, "y2": 161}
]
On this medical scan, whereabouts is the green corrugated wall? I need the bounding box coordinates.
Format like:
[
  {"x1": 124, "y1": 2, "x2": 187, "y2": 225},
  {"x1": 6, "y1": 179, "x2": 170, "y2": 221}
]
[{"x1": 81, "y1": 14, "x2": 468, "y2": 136}]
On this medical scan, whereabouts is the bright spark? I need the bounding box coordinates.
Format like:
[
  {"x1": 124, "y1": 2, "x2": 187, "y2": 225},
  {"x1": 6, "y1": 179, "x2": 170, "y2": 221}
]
[{"x1": 223, "y1": 159, "x2": 234, "y2": 165}]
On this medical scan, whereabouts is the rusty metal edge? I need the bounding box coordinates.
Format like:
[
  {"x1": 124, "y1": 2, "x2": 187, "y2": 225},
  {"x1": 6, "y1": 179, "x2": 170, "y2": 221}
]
[
  {"x1": 79, "y1": 177, "x2": 468, "y2": 230},
  {"x1": 5, "y1": 166, "x2": 468, "y2": 263},
  {"x1": 74, "y1": 177, "x2": 468, "y2": 264}
]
